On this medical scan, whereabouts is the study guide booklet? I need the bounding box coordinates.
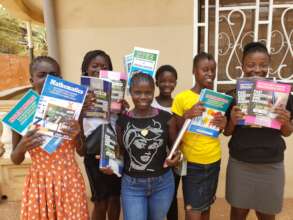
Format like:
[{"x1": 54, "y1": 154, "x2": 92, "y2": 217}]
[
  {"x1": 245, "y1": 79, "x2": 291, "y2": 129},
  {"x1": 187, "y1": 89, "x2": 233, "y2": 137}
]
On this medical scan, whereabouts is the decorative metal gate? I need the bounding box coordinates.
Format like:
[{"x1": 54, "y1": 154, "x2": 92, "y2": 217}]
[{"x1": 193, "y1": 0, "x2": 293, "y2": 91}]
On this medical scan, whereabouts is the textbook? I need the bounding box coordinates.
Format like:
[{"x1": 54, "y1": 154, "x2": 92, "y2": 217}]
[
  {"x1": 100, "y1": 70, "x2": 127, "y2": 113},
  {"x1": 236, "y1": 77, "x2": 255, "y2": 125},
  {"x1": 33, "y1": 75, "x2": 88, "y2": 139},
  {"x1": 245, "y1": 79, "x2": 291, "y2": 129},
  {"x1": 187, "y1": 89, "x2": 233, "y2": 137},
  {"x1": 99, "y1": 124, "x2": 123, "y2": 177},
  {"x1": 2, "y1": 89, "x2": 62, "y2": 154},
  {"x1": 128, "y1": 47, "x2": 159, "y2": 85},
  {"x1": 123, "y1": 53, "x2": 133, "y2": 74},
  {"x1": 81, "y1": 76, "x2": 112, "y2": 119},
  {"x1": 2, "y1": 89, "x2": 39, "y2": 135}
]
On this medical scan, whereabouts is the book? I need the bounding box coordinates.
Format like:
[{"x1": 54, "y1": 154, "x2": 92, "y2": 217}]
[
  {"x1": 245, "y1": 79, "x2": 291, "y2": 129},
  {"x1": 123, "y1": 53, "x2": 133, "y2": 74},
  {"x1": 128, "y1": 47, "x2": 159, "y2": 85},
  {"x1": 33, "y1": 75, "x2": 88, "y2": 139},
  {"x1": 81, "y1": 76, "x2": 112, "y2": 119},
  {"x1": 99, "y1": 124, "x2": 123, "y2": 177},
  {"x1": 236, "y1": 77, "x2": 255, "y2": 125},
  {"x1": 166, "y1": 119, "x2": 191, "y2": 160},
  {"x1": 187, "y1": 89, "x2": 233, "y2": 137},
  {"x1": 2, "y1": 89, "x2": 62, "y2": 154},
  {"x1": 2, "y1": 89, "x2": 39, "y2": 135},
  {"x1": 99, "y1": 70, "x2": 127, "y2": 113}
]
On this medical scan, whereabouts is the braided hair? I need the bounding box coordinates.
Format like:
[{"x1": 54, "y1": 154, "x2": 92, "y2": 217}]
[
  {"x1": 81, "y1": 50, "x2": 113, "y2": 76},
  {"x1": 29, "y1": 56, "x2": 60, "y2": 76}
]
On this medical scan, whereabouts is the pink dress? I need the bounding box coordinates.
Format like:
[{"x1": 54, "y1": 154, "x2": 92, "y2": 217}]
[{"x1": 20, "y1": 140, "x2": 89, "y2": 220}]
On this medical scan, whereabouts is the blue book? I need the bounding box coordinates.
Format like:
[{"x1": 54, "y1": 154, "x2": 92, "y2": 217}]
[
  {"x1": 236, "y1": 78, "x2": 255, "y2": 125},
  {"x1": 99, "y1": 124, "x2": 123, "y2": 177},
  {"x1": 33, "y1": 75, "x2": 88, "y2": 139},
  {"x1": 188, "y1": 89, "x2": 233, "y2": 137}
]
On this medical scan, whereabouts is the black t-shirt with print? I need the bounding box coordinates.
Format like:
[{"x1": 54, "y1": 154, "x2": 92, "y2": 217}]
[
  {"x1": 116, "y1": 110, "x2": 171, "y2": 177},
  {"x1": 226, "y1": 89, "x2": 293, "y2": 163}
]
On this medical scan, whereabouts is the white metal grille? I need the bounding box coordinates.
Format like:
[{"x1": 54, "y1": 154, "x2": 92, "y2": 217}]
[{"x1": 193, "y1": 0, "x2": 293, "y2": 90}]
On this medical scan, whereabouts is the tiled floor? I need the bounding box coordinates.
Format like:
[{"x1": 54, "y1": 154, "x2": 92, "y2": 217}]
[{"x1": 0, "y1": 198, "x2": 292, "y2": 220}]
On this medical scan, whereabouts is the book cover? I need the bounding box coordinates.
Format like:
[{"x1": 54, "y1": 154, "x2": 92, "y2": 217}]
[
  {"x1": 100, "y1": 70, "x2": 127, "y2": 113},
  {"x1": 40, "y1": 135, "x2": 62, "y2": 154},
  {"x1": 236, "y1": 77, "x2": 255, "y2": 125},
  {"x1": 2, "y1": 88, "x2": 62, "y2": 154},
  {"x1": 123, "y1": 53, "x2": 133, "y2": 74},
  {"x1": 99, "y1": 124, "x2": 123, "y2": 177},
  {"x1": 187, "y1": 89, "x2": 233, "y2": 137},
  {"x1": 81, "y1": 76, "x2": 112, "y2": 119},
  {"x1": 2, "y1": 89, "x2": 39, "y2": 135},
  {"x1": 33, "y1": 75, "x2": 88, "y2": 139},
  {"x1": 245, "y1": 79, "x2": 292, "y2": 129},
  {"x1": 128, "y1": 47, "x2": 159, "y2": 86}
]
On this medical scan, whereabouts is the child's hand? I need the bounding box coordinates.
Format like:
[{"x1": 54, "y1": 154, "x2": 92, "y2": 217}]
[
  {"x1": 183, "y1": 102, "x2": 205, "y2": 119},
  {"x1": 211, "y1": 113, "x2": 227, "y2": 130},
  {"x1": 82, "y1": 91, "x2": 95, "y2": 113},
  {"x1": 62, "y1": 120, "x2": 81, "y2": 139},
  {"x1": 119, "y1": 99, "x2": 130, "y2": 114},
  {"x1": 164, "y1": 151, "x2": 181, "y2": 168},
  {"x1": 275, "y1": 106, "x2": 291, "y2": 126},
  {"x1": 100, "y1": 167, "x2": 114, "y2": 175},
  {"x1": 18, "y1": 128, "x2": 44, "y2": 153},
  {"x1": 230, "y1": 106, "x2": 245, "y2": 126}
]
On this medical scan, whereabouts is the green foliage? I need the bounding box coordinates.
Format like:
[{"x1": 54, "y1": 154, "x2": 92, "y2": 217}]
[{"x1": 0, "y1": 5, "x2": 47, "y2": 56}]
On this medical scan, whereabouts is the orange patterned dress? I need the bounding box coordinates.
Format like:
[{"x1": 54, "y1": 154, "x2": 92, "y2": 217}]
[{"x1": 20, "y1": 140, "x2": 89, "y2": 220}]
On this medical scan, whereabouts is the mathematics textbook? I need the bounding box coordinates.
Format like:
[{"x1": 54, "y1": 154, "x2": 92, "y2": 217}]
[
  {"x1": 33, "y1": 75, "x2": 88, "y2": 139},
  {"x1": 245, "y1": 79, "x2": 291, "y2": 129},
  {"x1": 128, "y1": 47, "x2": 159, "y2": 85},
  {"x1": 2, "y1": 89, "x2": 62, "y2": 154},
  {"x1": 81, "y1": 76, "x2": 112, "y2": 119},
  {"x1": 99, "y1": 124, "x2": 123, "y2": 177},
  {"x1": 100, "y1": 70, "x2": 127, "y2": 113},
  {"x1": 187, "y1": 89, "x2": 233, "y2": 137}
]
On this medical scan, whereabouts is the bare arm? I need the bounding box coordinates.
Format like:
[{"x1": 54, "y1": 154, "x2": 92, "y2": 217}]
[
  {"x1": 223, "y1": 106, "x2": 244, "y2": 136},
  {"x1": 11, "y1": 129, "x2": 43, "y2": 164}
]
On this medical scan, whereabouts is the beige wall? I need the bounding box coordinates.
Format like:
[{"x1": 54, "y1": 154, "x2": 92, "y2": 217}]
[
  {"x1": 54, "y1": 0, "x2": 194, "y2": 95},
  {"x1": 53, "y1": 0, "x2": 293, "y2": 198}
]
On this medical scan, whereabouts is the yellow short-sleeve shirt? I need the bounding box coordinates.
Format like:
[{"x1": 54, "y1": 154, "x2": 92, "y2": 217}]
[{"x1": 172, "y1": 90, "x2": 221, "y2": 164}]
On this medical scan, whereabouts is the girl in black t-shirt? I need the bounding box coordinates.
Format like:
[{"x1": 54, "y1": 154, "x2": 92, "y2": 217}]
[
  {"x1": 116, "y1": 73, "x2": 180, "y2": 220},
  {"x1": 224, "y1": 42, "x2": 293, "y2": 220}
]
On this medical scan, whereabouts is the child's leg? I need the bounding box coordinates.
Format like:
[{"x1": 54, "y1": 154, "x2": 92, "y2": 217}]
[
  {"x1": 167, "y1": 172, "x2": 181, "y2": 220},
  {"x1": 255, "y1": 211, "x2": 275, "y2": 220},
  {"x1": 121, "y1": 174, "x2": 148, "y2": 220},
  {"x1": 107, "y1": 196, "x2": 121, "y2": 220},
  {"x1": 230, "y1": 207, "x2": 249, "y2": 220},
  {"x1": 148, "y1": 170, "x2": 175, "y2": 220},
  {"x1": 92, "y1": 200, "x2": 107, "y2": 220},
  {"x1": 182, "y1": 161, "x2": 220, "y2": 220}
]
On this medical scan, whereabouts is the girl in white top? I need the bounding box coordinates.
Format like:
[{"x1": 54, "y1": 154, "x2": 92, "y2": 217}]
[{"x1": 152, "y1": 64, "x2": 180, "y2": 220}]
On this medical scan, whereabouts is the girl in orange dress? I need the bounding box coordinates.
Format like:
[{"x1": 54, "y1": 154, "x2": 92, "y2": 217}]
[{"x1": 11, "y1": 56, "x2": 89, "y2": 220}]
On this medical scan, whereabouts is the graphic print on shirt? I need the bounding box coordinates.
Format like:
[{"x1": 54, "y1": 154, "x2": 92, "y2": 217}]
[{"x1": 123, "y1": 119, "x2": 164, "y2": 172}]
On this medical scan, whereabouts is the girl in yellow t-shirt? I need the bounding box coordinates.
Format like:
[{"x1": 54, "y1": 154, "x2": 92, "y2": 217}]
[{"x1": 170, "y1": 52, "x2": 227, "y2": 220}]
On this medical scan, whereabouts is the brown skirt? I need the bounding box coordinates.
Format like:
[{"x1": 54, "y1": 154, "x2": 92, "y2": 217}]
[{"x1": 225, "y1": 157, "x2": 284, "y2": 215}]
